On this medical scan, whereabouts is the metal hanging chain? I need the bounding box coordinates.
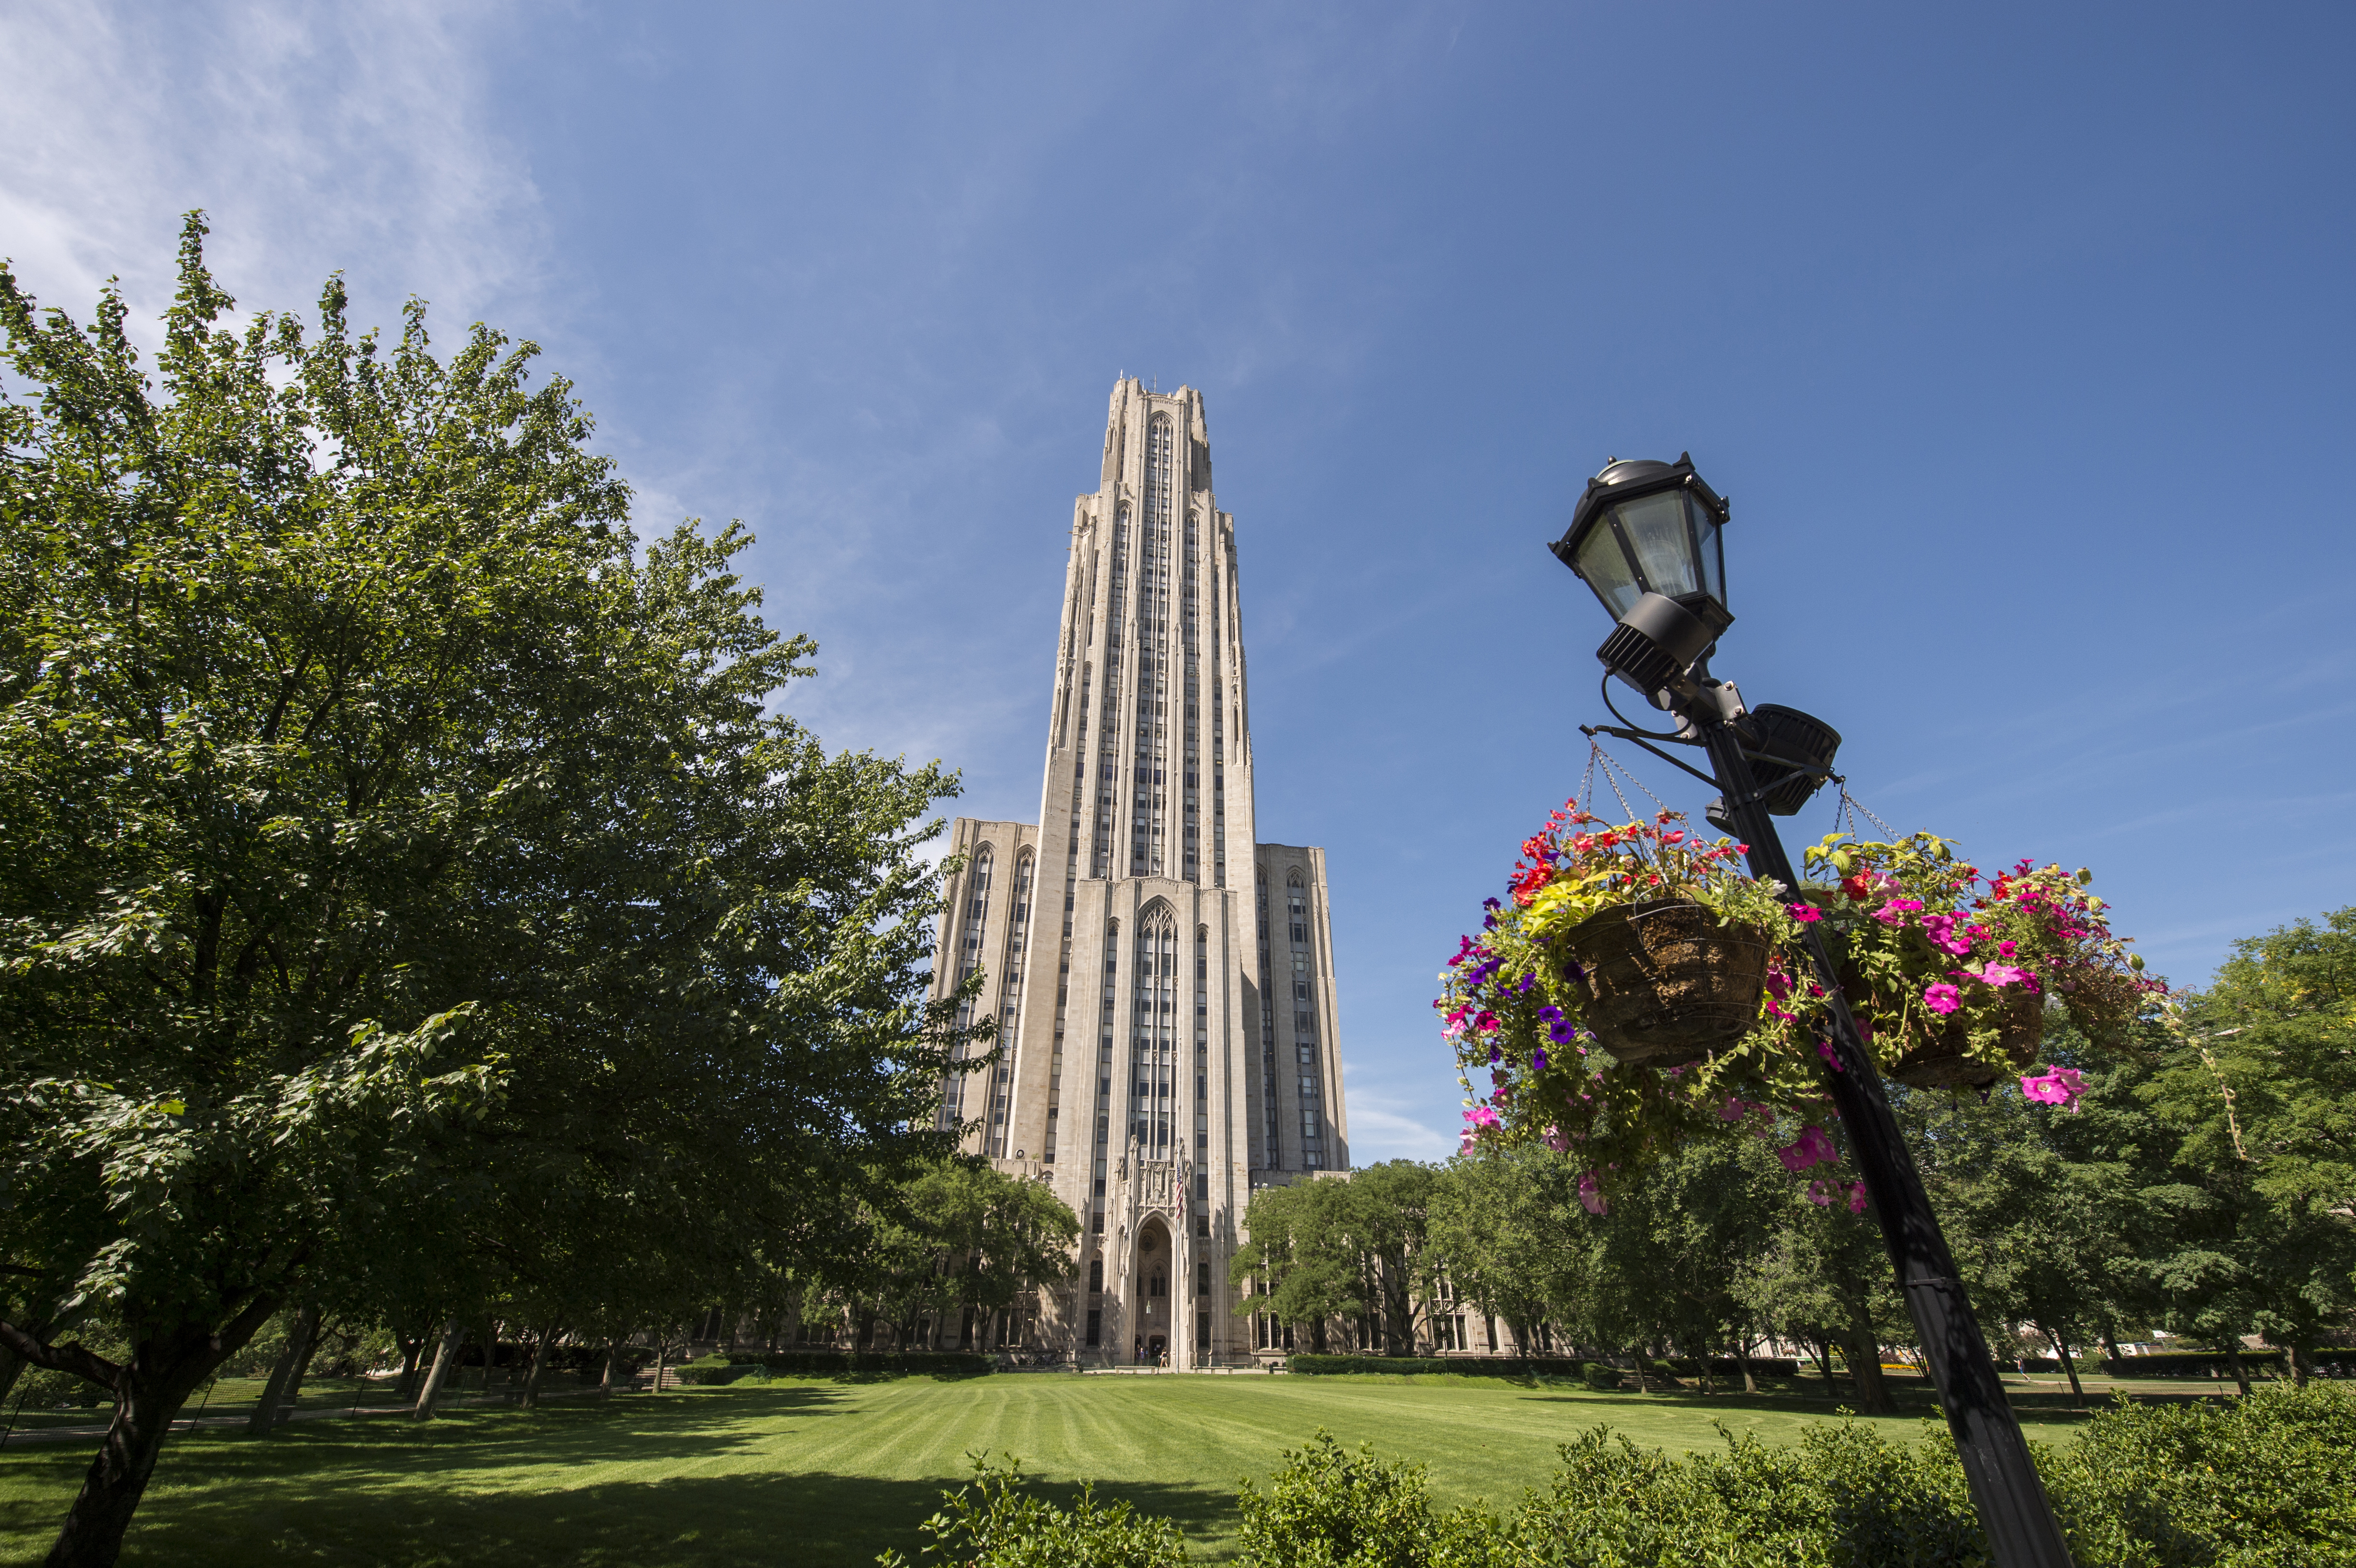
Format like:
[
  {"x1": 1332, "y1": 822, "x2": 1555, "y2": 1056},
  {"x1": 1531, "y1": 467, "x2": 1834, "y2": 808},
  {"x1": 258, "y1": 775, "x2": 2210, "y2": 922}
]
[
  {"x1": 1582, "y1": 739, "x2": 1674, "y2": 824},
  {"x1": 1833, "y1": 781, "x2": 1903, "y2": 843}
]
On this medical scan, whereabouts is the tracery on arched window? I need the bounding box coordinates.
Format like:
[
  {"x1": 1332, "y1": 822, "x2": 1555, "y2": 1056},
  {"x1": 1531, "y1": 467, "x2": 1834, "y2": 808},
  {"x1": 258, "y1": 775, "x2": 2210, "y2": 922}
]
[
  {"x1": 1130, "y1": 902, "x2": 1178, "y2": 1155},
  {"x1": 1286, "y1": 872, "x2": 1325, "y2": 1168},
  {"x1": 984, "y1": 850, "x2": 1033, "y2": 1157},
  {"x1": 942, "y1": 845, "x2": 995, "y2": 1131}
]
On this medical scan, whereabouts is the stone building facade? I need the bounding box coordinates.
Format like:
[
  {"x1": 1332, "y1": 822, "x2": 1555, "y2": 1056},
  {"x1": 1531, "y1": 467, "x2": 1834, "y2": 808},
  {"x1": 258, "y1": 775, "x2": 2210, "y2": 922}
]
[{"x1": 927, "y1": 379, "x2": 1349, "y2": 1368}]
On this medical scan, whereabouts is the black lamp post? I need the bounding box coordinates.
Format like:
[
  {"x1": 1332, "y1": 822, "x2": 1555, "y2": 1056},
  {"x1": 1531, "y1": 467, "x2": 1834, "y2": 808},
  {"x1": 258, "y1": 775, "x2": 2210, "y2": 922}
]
[{"x1": 1552, "y1": 456, "x2": 2075, "y2": 1568}]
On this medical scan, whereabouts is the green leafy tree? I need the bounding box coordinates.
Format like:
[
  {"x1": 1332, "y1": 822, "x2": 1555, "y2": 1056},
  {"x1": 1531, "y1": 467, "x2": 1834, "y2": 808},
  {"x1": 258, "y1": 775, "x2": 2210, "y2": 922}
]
[
  {"x1": 1232, "y1": 1178, "x2": 1363, "y2": 1353},
  {"x1": 1427, "y1": 1145, "x2": 1582, "y2": 1354},
  {"x1": 1906, "y1": 1077, "x2": 2137, "y2": 1402},
  {"x1": 1341, "y1": 1161, "x2": 1440, "y2": 1352},
  {"x1": 0, "y1": 218, "x2": 978, "y2": 1566},
  {"x1": 2153, "y1": 912, "x2": 2356, "y2": 1385}
]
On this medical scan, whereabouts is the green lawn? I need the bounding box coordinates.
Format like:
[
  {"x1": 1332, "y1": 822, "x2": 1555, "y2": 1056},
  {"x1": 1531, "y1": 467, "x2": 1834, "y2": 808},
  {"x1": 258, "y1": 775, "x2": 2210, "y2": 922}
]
[{"x1": 0, "y1": 1372, "x2": 2101, "y2": 1566}]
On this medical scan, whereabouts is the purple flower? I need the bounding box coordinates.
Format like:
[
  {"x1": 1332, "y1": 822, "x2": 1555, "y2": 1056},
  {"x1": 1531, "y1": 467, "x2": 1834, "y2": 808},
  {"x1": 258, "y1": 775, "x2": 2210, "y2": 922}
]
[{"x1": 1532, "y1": 1048, "x2": 1549, "y2": 1071}]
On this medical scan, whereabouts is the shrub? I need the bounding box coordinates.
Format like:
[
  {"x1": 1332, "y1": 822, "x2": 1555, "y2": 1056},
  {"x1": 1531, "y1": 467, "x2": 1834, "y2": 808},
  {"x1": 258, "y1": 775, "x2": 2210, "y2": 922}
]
[
  {"x1": 900, "y1": 1383, "x2": 2356, "y2": 1566},
  {"x1": 1237, "y1": 1431, "x2": 1499, "y2": 1568},
  {"x1": 1653, "y1": 1356, "x2": 1802, "y2": 1379},
  {"x1": 1580, "y1": 1363, "x2": 1621, "y2": 1392},
  {"x1": 2047, "y1": 1382, "x2": 2356, "y2": 1566},
  {"x1": 2099, "y1": 1350, "x2": 2324, "y2": 1380},
  {"x1": 671, "y1": 1354, "x2": 753, "y2": 1386},
  {"x1": 877, "y1": 1454, "x2": 1184, "y2": 1568}
]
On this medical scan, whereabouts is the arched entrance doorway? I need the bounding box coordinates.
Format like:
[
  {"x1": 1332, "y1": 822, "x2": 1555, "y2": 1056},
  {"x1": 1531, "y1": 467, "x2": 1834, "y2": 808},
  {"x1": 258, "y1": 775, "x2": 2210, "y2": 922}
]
[{"x1": 1133, "y1": 1216, "x2": 1173, "y2": 1365}]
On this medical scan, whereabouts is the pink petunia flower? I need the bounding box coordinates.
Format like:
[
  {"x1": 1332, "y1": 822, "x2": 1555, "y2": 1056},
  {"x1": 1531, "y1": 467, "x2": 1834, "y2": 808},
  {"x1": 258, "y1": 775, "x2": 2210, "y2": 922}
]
[
  {"x1": 1777, "y1": 1124, "x2": 1838, "y2": 1172},
  {"x1": 1541, "y1": 1125, "x2": 1569, "y2": 1153},
  {"x1": 1919, "y1": 913, "x2": 1974, "y2": 957},
  {"x1": 1806, "y1": 1179, "x2": 1835, "y2": 1207},
  {"x1": 1578, "y1": 1172, "x2": 1608, "y2": 1216},
  {"x1": 1923, "y1": 982, "x2": 1962, "y2": 1015},
  {"x1": 1847, "y1": 1181, "x2": 1868, "y2": 1214},
  {"x1": 2019, "y1": 1066, "x2": 2088, "y2": 1111},
  {"x1": 1788, "y1": 903, "x2": 1823, "y2": 924}
]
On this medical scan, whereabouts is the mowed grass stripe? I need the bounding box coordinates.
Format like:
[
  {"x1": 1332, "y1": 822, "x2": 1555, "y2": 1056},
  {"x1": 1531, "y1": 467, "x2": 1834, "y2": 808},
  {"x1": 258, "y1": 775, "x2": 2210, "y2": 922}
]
[{"x1": 0, "y1": 1373, "x2": 2089, "y2": 1567}]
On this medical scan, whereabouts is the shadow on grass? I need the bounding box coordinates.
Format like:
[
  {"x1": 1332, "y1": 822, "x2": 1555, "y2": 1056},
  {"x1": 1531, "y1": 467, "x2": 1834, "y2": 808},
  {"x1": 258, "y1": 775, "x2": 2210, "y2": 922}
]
[
  {"x1": 118, "y1": 1467, "x2": 1237, "y2": 1568},
  {"x1": 0, "y1": 1392, "x2": 1242, "y2": 1568},
  {"x1": 1506, "y1": 1383, "x2": 2100, "y2": 1432}
]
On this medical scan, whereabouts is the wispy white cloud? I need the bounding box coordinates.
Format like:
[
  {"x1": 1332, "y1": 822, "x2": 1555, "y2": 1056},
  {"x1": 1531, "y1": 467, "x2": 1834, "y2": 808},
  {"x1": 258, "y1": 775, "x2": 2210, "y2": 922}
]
[
  {"x1": 1341, "y1": 1069, "x2": 1459, "y2": 1164},
  {"x1": 0, "y1": 0, "x2": 544, "y2": 347}
]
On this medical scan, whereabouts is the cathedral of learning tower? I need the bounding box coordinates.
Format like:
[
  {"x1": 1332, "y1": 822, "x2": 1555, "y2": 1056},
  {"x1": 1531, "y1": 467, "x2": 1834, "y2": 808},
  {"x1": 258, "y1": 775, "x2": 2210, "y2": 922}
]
[{"x1": 927, "y1": 378, "x2": 1348, "y2": 1368}]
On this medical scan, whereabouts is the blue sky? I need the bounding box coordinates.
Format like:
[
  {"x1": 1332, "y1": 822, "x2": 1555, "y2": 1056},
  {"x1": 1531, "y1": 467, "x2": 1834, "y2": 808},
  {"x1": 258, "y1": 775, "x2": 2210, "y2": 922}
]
[{"x1": 7, "y1": 2, "x2": 2351, "y2": 1163}]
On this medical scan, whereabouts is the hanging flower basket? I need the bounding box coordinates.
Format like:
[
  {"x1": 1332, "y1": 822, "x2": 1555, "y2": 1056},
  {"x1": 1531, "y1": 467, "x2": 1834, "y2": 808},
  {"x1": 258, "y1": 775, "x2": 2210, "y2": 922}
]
[
  {"x1": 1559, "y1": 898, "x2": 1775, "y2": 1067},
  {"x1": 1855, "y1": 977, "x2": 2045, "y2": 1090}
]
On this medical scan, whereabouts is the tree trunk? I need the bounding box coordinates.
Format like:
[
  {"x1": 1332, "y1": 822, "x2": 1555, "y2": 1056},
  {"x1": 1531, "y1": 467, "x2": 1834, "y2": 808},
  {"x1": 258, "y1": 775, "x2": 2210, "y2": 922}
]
[
  {"x1": 518, "y1": 1322, "x2": 559, "y2": 1410},
  {"x1": 2043, "y1": 1325, "x2": 2085, "y2": 1404},
  {"x1": 38, "y1": 1307, "x2": 272, "y2": 1568},
  {"x1": 394, "y1": 1334, "x2": 425, "y2": 1403},
  {"x1": 652, "y1": 1337, "x2": 670, "y2": 1395},
  {"x1": 600, "y1": 1337, "x2": 628, "y2": 1397},
  {"x1": 276, "y1": 1311, "x2": 325, "y2": 1426},
  {"x1": 2098, "y1": 1321, "x2": 2123, "y2": 1366},
  {"x1": 2289, "y1": 1342, "x2": 2313, "y2": 1388},
  {"x1": 246, "y1": 1305, "x2": 319, "y2": 1437},
  {"x1": 480, "y1": 1319, "x2": 499, "y2": 1394},
  {"x1": 1628, "y1": 1352, "x2": 1647, "y2": 1394},
  {"x1": 2224, "y1": 1344, "x2": 2252, "y2": 1397},
  {"x1": 1810, "y1": 1335, "x2": 1840, "y2": 1397},
  {"x1": 1841, "y1": 1314, "x2": 1895, "y2": 1415},
  {"x1": 410, "y1": 1319, "x2": 466, "y2": 1420},
  {"x1": 1737, "y1": 1329, "x2": 1757, "y2": 1395}
]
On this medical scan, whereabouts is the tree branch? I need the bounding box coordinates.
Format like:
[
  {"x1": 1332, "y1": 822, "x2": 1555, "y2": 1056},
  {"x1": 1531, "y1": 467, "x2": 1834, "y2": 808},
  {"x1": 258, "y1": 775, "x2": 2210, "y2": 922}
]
[{"x1": 0, "y1": 1320, "x2": 121, "y2": 1390}]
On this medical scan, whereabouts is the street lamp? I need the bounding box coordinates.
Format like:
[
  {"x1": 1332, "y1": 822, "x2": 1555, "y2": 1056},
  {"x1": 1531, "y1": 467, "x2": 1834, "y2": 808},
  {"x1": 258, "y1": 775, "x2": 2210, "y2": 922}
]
[{"x1": 1552, "y1": 456, "x2": 2075, "y2": 1568}]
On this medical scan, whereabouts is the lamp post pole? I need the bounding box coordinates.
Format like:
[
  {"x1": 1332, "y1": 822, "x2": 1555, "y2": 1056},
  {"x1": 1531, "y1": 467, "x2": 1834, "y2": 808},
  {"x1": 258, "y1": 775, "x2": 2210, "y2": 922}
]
[{"x1": 1694, "y1": 718, "x2": 2075, "y2": 1568}]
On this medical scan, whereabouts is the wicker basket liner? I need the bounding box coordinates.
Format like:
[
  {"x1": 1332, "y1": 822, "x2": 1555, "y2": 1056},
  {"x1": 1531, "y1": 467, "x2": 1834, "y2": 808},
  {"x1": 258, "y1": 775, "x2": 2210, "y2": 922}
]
[{"x1": 1559, "y1": 897, "x2": 1774, "y2": 1068}]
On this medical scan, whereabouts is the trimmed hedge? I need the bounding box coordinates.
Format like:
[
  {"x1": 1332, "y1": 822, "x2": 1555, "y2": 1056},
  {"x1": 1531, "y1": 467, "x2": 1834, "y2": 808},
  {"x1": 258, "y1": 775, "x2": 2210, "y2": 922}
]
[
  {"x1": 1286, "y1": 1354, "x2": 1584, "y2": 1377},
  {"x1": 2102, "y1": 1348, "x2": 2356, "y2": 1379},
  {"x1": 694, "y1": 1349, "x2": 993, "y2": 1379},
  {"x1": 1655, "y1": 1356, "x2": 1802, "y2": 1378},
  {"x1": 1284, "y1": 1354, "x2": 1800, "y2": 1380}
]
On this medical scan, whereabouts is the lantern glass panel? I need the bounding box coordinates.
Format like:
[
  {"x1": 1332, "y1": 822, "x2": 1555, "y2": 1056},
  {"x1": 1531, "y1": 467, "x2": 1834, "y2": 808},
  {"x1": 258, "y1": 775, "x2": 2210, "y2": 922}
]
[
  {"x1": 1615, "y1": 490, "x2": 1704, "y2": 600},
  {"x1": 1573, "y1": 521, "x2": 1644, "y2": 618},
  {"x1": 1688, "y1": 493, "x2": 1726, "y2": 610}
]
